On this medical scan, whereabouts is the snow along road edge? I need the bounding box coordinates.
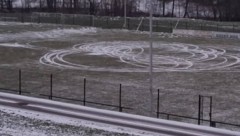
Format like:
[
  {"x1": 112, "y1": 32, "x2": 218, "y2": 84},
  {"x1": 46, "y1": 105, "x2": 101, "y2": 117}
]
[{"x1": 0, "y1": 92, "x2": 239, "y2": 136}]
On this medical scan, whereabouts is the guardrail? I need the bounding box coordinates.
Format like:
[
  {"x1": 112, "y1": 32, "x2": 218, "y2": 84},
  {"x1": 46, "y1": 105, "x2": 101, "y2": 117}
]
[{"x1": 0, "y1": 92, "x2": 239, "y2": 136}]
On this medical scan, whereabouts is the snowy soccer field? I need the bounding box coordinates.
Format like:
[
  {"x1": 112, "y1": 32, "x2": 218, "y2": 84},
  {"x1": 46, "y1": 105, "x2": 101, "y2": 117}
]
[{"x1": 0, "y1": 21, "x2": 240, "y2": 130}]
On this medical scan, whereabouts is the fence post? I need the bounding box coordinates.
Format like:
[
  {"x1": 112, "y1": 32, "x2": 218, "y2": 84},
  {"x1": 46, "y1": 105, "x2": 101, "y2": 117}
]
[
  {"x1": 167, "y1": 114, "x2": 170, "y2": 120},
  {"x1": 127, "y1": 18, "x2": 130, "y2": 29},
  {"x1": 55, "y1": 14, "x2": 58, "y2": 24},
  {"x1": 119, "y1": 84, "x2": 122, "y2": 112},
  {"x1": 209, "y1": 96, "x2": 213, "y2": 126},
  {"x1": 157, "y1": 89, "x2": 160, "y2": 118},
  {"x1": 19, "y1": 69, "x2": 21, "y2": 95},
  {"x1": 91, "y1": 15, "x2": 95, "y2": 27},
  {"x1": 72, "y1": 14, "x2": 75, "y2": 25},
  {"x1": 83, "y1": 78, "x2": 86, "y2": 106},
  {"x1": 107, "y1": 17, "x2": 109, "y2": 28},
  {"x1": 49, "y1": 74, "x2": 53, "y2": 100},
  {"x1": 38, "y1": 14, "x2": 40, "y2": 23},
  {"x1": 141, "y1": 19, "x2": 144, "y2": 31},
  {"x1": 198, "y1": 95, "x2": 201, "y2": 125},
  {"x1": 21, "y1": 13, "x2": 24, "y2": 23}
]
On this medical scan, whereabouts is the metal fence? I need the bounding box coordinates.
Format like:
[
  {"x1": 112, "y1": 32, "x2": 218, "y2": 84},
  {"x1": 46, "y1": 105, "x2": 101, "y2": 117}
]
[
  {"x1": 0, "y1": 67, "x2": 240, "y2": 131},
  {"x1": 155, "y1": 89, "x2": 240, "y2": 130},
  {"x1": 1, "y1": 12, "x2": 240, "y2": 33},
  {"x1": 175, "y1": 19, "x2": 240, "y2": 33},
  {"x1": 0, "y1": 68, "x2": 130, "y2": 112}
]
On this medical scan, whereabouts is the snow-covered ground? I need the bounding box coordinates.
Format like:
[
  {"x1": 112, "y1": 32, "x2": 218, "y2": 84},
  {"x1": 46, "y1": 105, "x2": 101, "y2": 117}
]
[
  {"x1": 0, "y1": 27, "x2": 97, "y2": 42},
  {"x1": 1, "y1": 21, "x2": 240, "y2": 133},
  {"x1": 0, "y1": 105, "x2": 160, "y2": 136}
]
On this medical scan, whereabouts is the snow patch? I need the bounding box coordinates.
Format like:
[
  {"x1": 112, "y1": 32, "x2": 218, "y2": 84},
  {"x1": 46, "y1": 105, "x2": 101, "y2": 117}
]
[
  {"x1": 0, "y1": 105, "x2": 160, "y2": 136},
  {"x1": 0, "y1": 27, "x2": 97, "y2": 42},
  {"x1": 0, "y1": 43, "x2": 36, "y2": 49},
  {"x1": 0, "y1": 21, "x2": 32, "y2": 26}
]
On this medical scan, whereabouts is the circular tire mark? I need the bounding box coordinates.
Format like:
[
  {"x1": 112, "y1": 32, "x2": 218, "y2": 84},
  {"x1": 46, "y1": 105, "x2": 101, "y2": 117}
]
[{"x1": 40, "y1": 41, "x2": 240, "y2": 72}]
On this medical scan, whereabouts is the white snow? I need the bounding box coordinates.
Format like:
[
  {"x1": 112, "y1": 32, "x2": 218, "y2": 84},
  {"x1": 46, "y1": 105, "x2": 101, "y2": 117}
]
[
  {"x1": 0, "y1": 42, "x2": 37, "y2": 49},
  {"x1": 0, "y1": 105, "x2": 160, "y2": 136},
  {"x1": 0, "y1": 27, "x2": 97, "y2": 42},
  {"x1": 0, "y1": 21, "x2": 32, "y2": 26}
]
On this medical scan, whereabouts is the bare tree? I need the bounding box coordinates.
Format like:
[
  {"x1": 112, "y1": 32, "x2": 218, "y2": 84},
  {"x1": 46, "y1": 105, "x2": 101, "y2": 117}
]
[
  {"x1": 171, "y1": 0, "x2": 175, "y2": 17},
  {"x1": 183, "y1": 0, "x2": 190, "y2": 18}
]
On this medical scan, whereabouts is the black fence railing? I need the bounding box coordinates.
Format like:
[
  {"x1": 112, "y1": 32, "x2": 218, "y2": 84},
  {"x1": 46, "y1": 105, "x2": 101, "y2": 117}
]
[
  {"x1": 156, "y1": 89, "x2": 240, "y2": 129},
  {"x1": 157, "y1": 112, "x2": 240, "y2": 128},
  {"x1": 0, "y1": 69, "x2": 131, "y2": 112}
]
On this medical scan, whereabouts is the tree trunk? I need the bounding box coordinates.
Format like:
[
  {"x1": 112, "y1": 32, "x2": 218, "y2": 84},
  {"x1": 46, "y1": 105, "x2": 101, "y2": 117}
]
[
  {"x1": 53, "y1": 0, "x2": 56, "y2": 11},
  {"x1": 7, "y1": 0, "x2": 12, "y2": 11},
  {"x1": 196, "y1": 4, "x2": 199, "y2": 19},
  {"x1": 74, "y1": 0, "x2": 78, "y2": 12},
  {"x1": 89, "y1": 0, "x2": 95, "y2": 15},
  {"x1": 162, "y1": 0, "x2": 165, "y2": 16},
  {"x1": 62, "y1": 0, "x2": 65, "y2": 9},
  {"x1": 171, "y1": 0, "x2": 175, "y2": 17},
  {"x1": 183, "y1": 0, "x2": 190, "y2": 18},
  {"x1": 47, "y1": 0, "x2": 53, "y2": 11}
]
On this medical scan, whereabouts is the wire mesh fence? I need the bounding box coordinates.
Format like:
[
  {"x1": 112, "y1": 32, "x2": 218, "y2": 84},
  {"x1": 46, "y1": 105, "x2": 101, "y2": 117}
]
[
  {"x1": 1, "y1": 12, "x2": 239, "y2": 33},
  {"x1": 175, "y1": 19, "x2": 240, "y2": 33},
  {"x1": 21, "y1": 69, "x2": 50, "y2": 95},
  {"x1": 0, "y1": 68, "x2": 19, "y2": 92},
  {"x1": 156, "y1": 91, "x2": 240, "y2": 131}
]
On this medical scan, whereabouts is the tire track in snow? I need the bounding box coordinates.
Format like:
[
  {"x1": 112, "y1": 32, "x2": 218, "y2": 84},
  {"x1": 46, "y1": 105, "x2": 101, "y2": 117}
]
[{"x1": 39, "y1": 41, "x2": 240, "y2": 72}]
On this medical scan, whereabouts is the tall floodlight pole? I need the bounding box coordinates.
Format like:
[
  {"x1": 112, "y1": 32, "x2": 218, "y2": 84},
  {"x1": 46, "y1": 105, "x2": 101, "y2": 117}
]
[
  {"x1": 123, "y1": 0, "x2": 127, "y2": 28},
  {"x1": 149, "y1": 0, "x2": 154, "y2": 116}
]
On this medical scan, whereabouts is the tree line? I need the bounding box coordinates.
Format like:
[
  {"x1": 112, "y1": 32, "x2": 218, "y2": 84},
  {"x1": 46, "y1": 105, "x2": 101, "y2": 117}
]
[
  {"x1": 1, "y1": 0, "x2": 240, "y2": 21},
  {"x1": 151, "y1": 0, "x2": 240, "y2": 21}
]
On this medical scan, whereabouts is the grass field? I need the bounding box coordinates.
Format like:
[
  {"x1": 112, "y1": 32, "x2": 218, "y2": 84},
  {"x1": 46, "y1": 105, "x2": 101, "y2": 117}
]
[{"x1": 0, "y1": 21, "x2": 240, "y2": 131}]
